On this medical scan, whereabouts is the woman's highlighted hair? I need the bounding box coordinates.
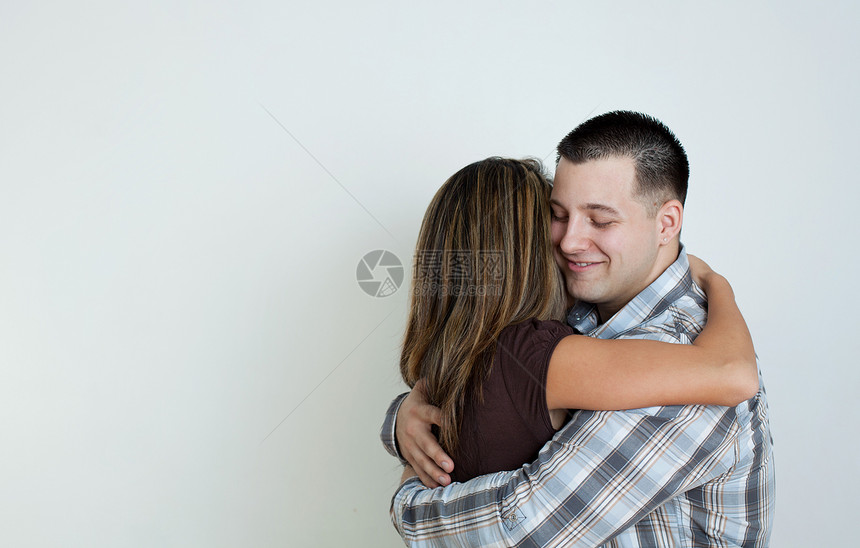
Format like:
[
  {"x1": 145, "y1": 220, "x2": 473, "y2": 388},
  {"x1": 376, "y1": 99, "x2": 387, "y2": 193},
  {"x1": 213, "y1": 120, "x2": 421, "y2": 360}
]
[{"x1": 400, "y1": 157, "x2": 566, "y2": 456}]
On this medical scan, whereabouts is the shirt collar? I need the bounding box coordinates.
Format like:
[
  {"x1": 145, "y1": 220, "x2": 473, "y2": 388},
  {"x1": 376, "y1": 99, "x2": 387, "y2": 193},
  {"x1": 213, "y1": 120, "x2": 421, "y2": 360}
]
[{"x1": 566, "y1": 246, "x2": 693, "y2": 339}]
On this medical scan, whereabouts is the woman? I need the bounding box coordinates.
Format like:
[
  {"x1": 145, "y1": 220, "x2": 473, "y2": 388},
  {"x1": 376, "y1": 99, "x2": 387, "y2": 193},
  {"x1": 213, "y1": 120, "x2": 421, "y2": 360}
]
[{"x1": 400, "y1": 157, "x2": 757, "y2": 483}]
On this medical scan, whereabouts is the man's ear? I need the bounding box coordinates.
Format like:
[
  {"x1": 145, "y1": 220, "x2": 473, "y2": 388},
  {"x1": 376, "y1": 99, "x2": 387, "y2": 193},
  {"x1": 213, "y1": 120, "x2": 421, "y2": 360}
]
[{"x1": 657, "y1": 199, "x2": 683, "y2": 244}]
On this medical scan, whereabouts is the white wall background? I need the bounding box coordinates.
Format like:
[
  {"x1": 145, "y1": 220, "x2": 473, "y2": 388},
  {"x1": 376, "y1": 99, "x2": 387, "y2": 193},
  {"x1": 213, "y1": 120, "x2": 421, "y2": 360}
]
[{"x1": 2, "y1": 1, "x2": 857, "y2": 546}]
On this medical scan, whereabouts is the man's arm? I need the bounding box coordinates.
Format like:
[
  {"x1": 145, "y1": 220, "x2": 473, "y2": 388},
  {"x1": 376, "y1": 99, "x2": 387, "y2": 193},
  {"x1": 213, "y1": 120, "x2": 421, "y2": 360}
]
[
  {"x1": 380, "y1": 393, "x2": 408, "y2": 461},
  {"x1": 391, "y1": 403, "x2": 740, "y2": 547},
  {"x1": 380, "y1": 382, "x2": 454, "y2": 488}
]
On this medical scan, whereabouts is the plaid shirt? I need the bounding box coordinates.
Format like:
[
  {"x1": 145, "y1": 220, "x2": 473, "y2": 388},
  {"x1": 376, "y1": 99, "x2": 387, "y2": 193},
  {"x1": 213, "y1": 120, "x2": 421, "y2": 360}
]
[{"x1": 382, "y1": 249, "x2": 775, "y2": 547}]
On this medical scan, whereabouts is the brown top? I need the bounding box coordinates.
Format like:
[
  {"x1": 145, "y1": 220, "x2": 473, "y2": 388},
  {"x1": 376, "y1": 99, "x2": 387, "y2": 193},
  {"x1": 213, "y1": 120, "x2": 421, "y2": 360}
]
[{"x1": 451, "y1": 318, "x2": 576, "y2": 483}]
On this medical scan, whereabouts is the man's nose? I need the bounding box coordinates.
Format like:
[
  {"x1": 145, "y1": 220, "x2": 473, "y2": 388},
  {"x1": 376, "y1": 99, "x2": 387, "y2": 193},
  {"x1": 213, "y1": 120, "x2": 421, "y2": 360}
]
[{"x1": 559, "y1": 218, "x2": 590, "y2": 255}]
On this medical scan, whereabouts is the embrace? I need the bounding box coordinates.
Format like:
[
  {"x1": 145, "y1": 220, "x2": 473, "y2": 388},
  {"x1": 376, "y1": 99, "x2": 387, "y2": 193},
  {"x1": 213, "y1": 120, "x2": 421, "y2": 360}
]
[{"x1": 381, "y1": 111, "x2": 775, "y2": 547}]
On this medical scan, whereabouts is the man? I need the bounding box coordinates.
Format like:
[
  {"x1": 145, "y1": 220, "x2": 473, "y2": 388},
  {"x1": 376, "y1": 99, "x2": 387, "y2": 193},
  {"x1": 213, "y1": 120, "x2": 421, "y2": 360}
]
[{"x1": 381, "y1": 111, "x2": 775, "y2": 546}]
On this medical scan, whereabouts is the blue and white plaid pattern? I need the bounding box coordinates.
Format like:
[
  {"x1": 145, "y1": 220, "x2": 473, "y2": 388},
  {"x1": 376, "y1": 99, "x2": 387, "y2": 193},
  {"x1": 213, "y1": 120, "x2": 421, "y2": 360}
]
[{"x1": 384, "y1": 249, "x2": 775, "y2": 547}]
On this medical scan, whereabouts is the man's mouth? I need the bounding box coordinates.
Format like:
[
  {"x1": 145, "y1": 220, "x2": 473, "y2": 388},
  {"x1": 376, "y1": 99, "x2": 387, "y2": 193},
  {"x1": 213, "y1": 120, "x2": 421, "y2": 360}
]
[{"x1": 567, "y1": 260, "x2": 601, "y2": 272}]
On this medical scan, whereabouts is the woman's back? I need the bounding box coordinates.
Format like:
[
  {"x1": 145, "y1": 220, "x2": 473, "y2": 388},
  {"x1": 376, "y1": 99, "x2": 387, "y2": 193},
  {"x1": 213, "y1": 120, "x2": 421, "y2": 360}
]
[{"x1": 451, "y1": 319, "x2": 575, "y2": 482}]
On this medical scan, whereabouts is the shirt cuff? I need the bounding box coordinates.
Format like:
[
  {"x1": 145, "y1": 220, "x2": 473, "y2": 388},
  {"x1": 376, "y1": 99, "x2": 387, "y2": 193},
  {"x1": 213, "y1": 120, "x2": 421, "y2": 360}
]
[
  {"x1": 380, "y1": 392, "x2": 409, "y2": 463},
  {"x1": 389, "y1": 475, "x2": 423, "y2": 538}
]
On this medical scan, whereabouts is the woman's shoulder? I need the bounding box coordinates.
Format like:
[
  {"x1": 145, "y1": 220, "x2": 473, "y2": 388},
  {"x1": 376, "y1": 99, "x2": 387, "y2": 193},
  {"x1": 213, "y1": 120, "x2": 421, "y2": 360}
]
[
  {"x1": 500, "y1": 318, "x2": 576, "y2": 340},
  {"x1": 498, "y1": 318, "x2": 577, "y2": 359}
]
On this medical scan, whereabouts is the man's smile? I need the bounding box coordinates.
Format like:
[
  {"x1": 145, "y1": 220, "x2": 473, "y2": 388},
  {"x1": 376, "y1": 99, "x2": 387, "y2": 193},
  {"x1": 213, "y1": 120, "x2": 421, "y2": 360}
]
[{"x1": 565, "y1": 259, "x2": 604, "y2": 272}]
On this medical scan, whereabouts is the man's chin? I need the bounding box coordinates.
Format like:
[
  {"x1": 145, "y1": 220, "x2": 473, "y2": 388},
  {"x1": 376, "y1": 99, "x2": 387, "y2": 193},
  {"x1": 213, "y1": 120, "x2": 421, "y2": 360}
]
[{"x1": 567, "y1": 285, "x2": 603, "y2": 306}]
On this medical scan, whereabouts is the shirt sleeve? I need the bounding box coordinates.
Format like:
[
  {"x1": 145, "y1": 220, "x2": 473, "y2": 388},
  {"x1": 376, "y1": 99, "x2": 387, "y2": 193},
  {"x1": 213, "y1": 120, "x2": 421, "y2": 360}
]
[
  {"x1": 498, "y1": 320, "x2": 575, "y2": 440},
  {"x1": 380, "y1": 392, "x2": 409, "y2": 463},
  {"x1": 390, "y1": 403, "x2": 740, "y2": 547}
]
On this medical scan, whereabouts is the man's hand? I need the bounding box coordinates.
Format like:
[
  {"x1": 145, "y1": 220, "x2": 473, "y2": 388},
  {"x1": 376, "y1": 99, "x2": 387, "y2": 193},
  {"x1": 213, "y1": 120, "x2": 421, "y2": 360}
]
[
  {"x1": 400, "y1": 464, "x2": 418, "y2": 484},
  {"x1": 396, "y1": 380, "x2": 454, "y2": 488}
]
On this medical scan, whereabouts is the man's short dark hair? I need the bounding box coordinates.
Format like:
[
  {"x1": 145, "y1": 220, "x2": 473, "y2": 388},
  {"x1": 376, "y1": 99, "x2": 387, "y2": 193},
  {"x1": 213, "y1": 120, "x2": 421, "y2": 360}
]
[{"x1": 556, "y1": 111, "x2": 689, "y2": 215}]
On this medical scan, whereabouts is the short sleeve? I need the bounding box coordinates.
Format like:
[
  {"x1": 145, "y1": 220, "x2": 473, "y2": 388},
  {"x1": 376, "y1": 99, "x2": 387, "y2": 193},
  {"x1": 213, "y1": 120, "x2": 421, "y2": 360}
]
[{"x1": 496, "y1": 319, "x2": 577, "y2": 435}]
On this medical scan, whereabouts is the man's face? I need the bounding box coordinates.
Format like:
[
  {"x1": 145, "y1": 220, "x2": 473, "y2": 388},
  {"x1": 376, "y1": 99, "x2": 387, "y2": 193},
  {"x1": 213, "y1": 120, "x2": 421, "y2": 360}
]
[{"x1": 550, "y1": 156, "x2": 664, "y2": 320}]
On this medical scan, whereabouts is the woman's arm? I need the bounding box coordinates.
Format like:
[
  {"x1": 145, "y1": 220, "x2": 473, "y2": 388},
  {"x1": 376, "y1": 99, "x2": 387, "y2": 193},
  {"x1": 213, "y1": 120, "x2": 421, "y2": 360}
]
[{"x1": 546, "y1": 260, "x2": 757, "y2": 412}]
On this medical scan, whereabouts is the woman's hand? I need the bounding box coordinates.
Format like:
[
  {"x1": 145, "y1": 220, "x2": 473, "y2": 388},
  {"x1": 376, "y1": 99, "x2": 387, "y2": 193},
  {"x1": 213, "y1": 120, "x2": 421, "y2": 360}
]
[{"x1": 688, "y1": 253, "x2": 717, "y2": 290}]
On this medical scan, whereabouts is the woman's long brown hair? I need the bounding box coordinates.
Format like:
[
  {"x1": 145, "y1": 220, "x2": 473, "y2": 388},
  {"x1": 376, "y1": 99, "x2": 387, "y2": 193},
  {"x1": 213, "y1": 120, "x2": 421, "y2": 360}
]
[{"x1": 400, "y1": 157, "x2": 566, "y2": 456}]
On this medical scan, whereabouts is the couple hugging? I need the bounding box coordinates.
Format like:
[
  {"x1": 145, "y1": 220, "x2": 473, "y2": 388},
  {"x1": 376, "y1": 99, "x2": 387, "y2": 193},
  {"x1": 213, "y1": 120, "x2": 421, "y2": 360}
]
[{"x1": 381, "y1": 111, "x2": 775, "y2": 547}]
